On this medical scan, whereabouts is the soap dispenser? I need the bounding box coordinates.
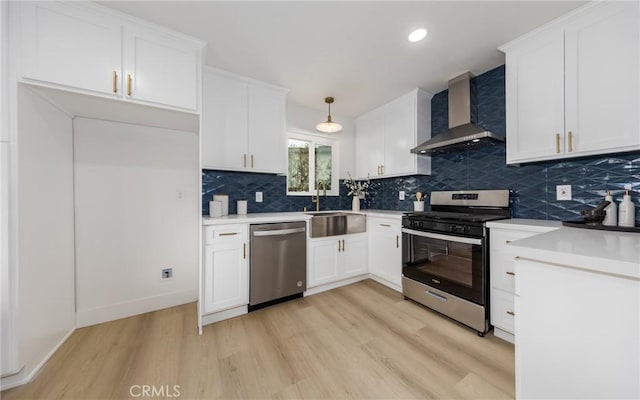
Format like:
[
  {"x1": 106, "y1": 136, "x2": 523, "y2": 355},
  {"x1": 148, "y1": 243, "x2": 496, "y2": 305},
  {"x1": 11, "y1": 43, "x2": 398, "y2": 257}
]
[
  {"x1": 603, "y1": 191, "x2": 617, "y2": 226},
  {"x1": 618, "y1": 190, "x2": 635, "y2": 227}
]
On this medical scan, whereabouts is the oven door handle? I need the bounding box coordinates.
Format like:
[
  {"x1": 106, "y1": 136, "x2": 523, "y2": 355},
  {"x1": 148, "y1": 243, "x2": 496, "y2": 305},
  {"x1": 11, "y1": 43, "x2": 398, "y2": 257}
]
[{"x1": 401, "y1": 228, "x2": 483, "y2": 245}]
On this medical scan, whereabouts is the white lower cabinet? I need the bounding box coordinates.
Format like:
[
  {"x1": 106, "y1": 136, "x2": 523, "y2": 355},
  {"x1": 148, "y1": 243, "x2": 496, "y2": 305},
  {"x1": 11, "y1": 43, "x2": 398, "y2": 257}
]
[
  {"x1": 368, "y1": 216, "x2": 402, "y2": 290},
  {"x1": 202, "y1": 224, "x2": 248, "y2": 314},
  {"x1": 515, "y1": 257, "x2": 639, "y2": 399},
  {"x1": 487, "y1": 222, "x2": 560, "y2": 343},
  {"x1": 308, "y1": 233, "x2": 367, "y2": 288}
]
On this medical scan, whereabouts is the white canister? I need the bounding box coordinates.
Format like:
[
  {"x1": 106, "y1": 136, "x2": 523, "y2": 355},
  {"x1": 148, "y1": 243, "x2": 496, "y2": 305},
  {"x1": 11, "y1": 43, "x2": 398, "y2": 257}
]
[
  {"x1": 209, "y1": 200, "x2": 223, "y2": 218},
  {"x1": 213, "y1": 194, "x2": 229, "y2": 216},
  {"x1": 603, "y1": 191, "x2": 617, "y2": 226},
  {"x1": 237, "y1": 200, "x2": 248, "y2": 215},
  {"x1": 413, "y1": 201, "x2": 425, "y2": 212},
  {"x1": 618, "y1": 190, "x2": 635, "y2": 227}
]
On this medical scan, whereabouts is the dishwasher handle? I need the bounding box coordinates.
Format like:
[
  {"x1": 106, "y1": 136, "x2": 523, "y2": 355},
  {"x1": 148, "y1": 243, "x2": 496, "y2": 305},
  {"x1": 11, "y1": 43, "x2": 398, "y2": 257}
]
[{"x1": 253, "y1": 227, "x2": 306, "y2": 237}]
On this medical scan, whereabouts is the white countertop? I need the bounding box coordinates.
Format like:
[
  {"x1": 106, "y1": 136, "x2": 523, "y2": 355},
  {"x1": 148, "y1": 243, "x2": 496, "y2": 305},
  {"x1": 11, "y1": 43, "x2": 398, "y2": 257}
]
[
  {"x1": 509, "y1": 227, "x2": 640, "y2": 279},
  {"x1": 202, "y1": 209, "x2": 405, "y2": 226},
  {"x1": 202, "y1": 212, "x2": 312, "y2": 225},
  {"x1": 486, "y1": 218, "x2": 563, "y2": 232}
]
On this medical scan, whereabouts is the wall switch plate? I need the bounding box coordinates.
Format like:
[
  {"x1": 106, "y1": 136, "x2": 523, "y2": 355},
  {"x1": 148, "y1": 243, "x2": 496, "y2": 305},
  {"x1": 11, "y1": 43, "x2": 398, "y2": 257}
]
[
  {"x1": 256, "y1": 192, "x2": 263, "y2": 202},
  {"x1": 399, "y1": 191, "x2": 405, "y2": 200},
  {"x1": 556, "y1": 185, "x2": 572, "y2": 201},
  {"x1": 161, "y1": 268, "x2": 174, "y2": 279}
]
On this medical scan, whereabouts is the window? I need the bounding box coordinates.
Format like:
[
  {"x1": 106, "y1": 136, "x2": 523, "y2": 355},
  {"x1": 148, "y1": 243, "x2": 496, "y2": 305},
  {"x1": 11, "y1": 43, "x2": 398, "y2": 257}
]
[{"x1": 287, "y1": 133, "x2": 339, "y2": 196}]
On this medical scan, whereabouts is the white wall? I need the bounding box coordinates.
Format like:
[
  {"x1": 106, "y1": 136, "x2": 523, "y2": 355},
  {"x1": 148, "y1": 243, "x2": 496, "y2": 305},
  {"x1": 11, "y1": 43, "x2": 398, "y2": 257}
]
[
  {"x1": 14, "y1": 85, "x2": 75, "y2": 384},
  {"x1": 286, "y1": 100, "x2": 355, "y2": 179},
  {"x1": 0, "y1": 0, "x2": 16, "y2": 379},
  {"x1": 73, "y1": 117, "x2": 199, "y2": 327}
]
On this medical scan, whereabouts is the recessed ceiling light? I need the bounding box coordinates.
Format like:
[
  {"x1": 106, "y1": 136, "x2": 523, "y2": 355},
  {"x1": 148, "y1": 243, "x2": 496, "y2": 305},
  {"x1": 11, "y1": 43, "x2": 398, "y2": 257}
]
[{"x1": 408, "y1": 28, "x2": 428, "y2": 43}]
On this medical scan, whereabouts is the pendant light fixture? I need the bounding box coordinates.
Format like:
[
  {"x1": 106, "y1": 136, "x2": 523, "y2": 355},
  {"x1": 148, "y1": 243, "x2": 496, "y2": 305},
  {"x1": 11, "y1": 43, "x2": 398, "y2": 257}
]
[{"x1": 316, "y1": 97, "x2": 343, "y2": 133}]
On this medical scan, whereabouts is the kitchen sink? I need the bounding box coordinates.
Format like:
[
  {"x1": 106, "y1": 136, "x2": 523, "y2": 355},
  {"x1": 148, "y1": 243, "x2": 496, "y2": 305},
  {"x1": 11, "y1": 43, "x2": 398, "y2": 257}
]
[{"x1": 308, "y1": 212, "x2": 366, "y2": 238}]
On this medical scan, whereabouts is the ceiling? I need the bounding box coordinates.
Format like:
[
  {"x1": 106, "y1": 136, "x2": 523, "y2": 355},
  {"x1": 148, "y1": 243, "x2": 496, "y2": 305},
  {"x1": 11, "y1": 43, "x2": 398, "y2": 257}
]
[{"x1": 100, "y1": 1, "x2": 585, "y2": 117}]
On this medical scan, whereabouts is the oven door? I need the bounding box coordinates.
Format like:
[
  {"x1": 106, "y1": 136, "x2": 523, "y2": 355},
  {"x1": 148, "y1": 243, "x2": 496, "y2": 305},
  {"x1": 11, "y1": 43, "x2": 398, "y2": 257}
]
[{"x1": 402, "y1": 228, "x2": 485, "y2": 305}]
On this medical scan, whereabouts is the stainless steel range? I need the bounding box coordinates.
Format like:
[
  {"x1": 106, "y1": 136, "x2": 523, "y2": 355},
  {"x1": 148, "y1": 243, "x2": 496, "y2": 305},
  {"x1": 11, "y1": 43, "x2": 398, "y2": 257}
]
[{"x1": 402, "y1": 190, "x2": 511, "y2": 336}]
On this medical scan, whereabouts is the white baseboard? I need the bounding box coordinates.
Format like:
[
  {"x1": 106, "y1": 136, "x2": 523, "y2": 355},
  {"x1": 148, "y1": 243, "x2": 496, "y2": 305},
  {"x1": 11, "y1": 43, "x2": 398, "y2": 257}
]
[
  {"x1": 493, "y1": 327, "x2": 515, "y2": 344},
  {"x1": 0, "y1": 327, "x2": 75, "y2": 391},
  {"x1": 76, "y1": 289, "x2": 196, "y2": 328},
  {"x1": 304, "y1": 275, "x2": 369, "y2": 296},
  {"x1": 200, "y1": 305, "x2": 248, "y2": 330},
  {"x1": 368, "y1": 274, "x2": 402, "y2": 293}
]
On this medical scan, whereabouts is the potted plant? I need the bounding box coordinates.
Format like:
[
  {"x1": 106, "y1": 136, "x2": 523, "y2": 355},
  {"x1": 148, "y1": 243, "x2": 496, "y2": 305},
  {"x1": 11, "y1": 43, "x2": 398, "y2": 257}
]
[{"x1": 344, "y1": 173, "x2": 370, "y2": 211}]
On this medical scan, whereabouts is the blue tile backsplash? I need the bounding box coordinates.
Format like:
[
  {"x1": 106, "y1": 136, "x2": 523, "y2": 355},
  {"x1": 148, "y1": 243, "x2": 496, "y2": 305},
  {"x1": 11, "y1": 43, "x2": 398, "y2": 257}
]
[
  {"x1": 203, "y1": 65, "x2": 640, "y2": 225},
  {"x1": 202, "y1": 170, "x2": 352, "y2": 215}
]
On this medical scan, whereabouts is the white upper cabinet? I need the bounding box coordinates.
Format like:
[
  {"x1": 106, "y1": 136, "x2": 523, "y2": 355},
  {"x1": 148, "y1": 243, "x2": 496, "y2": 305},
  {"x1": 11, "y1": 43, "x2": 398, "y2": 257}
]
[
  {"x1": 248, "y1": 84, "x2": 287, "y2": 173},
  {"x1": 202, "y1": 71, "x2": 248, "y2": 171},
  {"x1": 201, "y1": 67, "x2": 288, "y2": 174},
  {"x1": 502, "y1": 1, "x2": 640, "y2": 164},
  {"x1": 123, "y1": 24, "x2": 200, "y2": 110},
  {"x1": 355, "y1": 89, "x2": 432, "y2": 180},
  {"x1": 355, "y1": 107, "x2": 384, "y2": 179},
  {"x1": 15, "y1": 2, "x2": 204, "y2": 111},
  {"x1": 18, "y1": 2, "x2": 122, "y2": 97}
]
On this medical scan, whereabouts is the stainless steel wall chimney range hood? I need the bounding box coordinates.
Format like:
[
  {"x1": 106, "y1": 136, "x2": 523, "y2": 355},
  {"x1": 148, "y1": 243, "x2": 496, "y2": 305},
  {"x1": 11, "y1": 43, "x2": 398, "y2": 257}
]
[{"x1": 411, "y1": 72, "x2": 504, "y2": 155}]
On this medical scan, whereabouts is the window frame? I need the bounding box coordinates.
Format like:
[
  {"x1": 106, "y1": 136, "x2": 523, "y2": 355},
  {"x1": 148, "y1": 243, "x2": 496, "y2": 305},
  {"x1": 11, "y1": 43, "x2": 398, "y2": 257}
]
[{"x1": 286, "y1": 132, "x2": 340, "y2": 196}]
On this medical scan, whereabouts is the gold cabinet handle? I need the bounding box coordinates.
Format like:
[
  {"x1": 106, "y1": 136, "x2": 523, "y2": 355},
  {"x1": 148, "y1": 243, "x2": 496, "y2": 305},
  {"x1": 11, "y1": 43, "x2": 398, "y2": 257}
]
[
  {"x1": 243, "y1": 243, "x2": 246, "y2": 259},
  {"x1": 251, "y1": 154, "x2": 254, "y2": 168},
  {"x1": 377, "y1": 165, "x2": 380, "y2": 175},
  {"x1": 381, "y1": 165, "x2": 384, "y2": 175},
  {"x1": 219, "y1": 232, "x2": 238, "y2": 236},
  {"x1": 555, "y1": 133, "x2": 560, "y2": 154},
  {"x1": 506, "y1": 311, "x2": 515, "y2": 316},
  {"x1": 396, "y1": 235, "x2": 399, "y2": 248},
  {"x1": 243, "y1": 154, "x2": 247, "y2": 168},
  {"x1": 568, "y1": 131, "x2": 573, "y2": 152},
  {"x1": 127, "y1": 74, "x2": 132, "y2": 96},
  {"x1": 506, "y1": 271, "x2": 515, "y2": 276},
  {"x1": 112, "y1": 70, "x2": 118, "y2": 93}
]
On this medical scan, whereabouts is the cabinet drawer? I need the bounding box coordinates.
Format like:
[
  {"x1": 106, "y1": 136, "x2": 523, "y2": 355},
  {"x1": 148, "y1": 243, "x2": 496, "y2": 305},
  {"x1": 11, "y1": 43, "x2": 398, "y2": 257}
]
[
  {"x1": 203, "y1": 225, "x2": 246, "y2": 245},
  {"x1": 491, "y1": 251, "x2": 517, "y2": 293},
  {"x1": 368, "y1": 218, "x2": 401, "y2": 232},
  {"x1": 490, "y1": 229, "x2": 540, "y2": 254},
  {"x1": 491, "y1": 289, "x2": 516, "y2": 334}
]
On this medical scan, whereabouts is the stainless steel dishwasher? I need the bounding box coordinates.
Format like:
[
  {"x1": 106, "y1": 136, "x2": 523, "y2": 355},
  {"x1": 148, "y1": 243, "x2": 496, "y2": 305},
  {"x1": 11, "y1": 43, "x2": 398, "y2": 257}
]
[{"x1": 249, "y1": 221, "x2": 307, "y2": 310}]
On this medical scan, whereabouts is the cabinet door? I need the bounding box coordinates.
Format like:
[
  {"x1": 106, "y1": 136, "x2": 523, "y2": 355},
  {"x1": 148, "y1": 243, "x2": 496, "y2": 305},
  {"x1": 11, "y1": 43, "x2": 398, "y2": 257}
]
[
  {"x1": 203, "y1": 241, "x2": 248, "y2": 314},
  {"x1": 202, "y1": 71, "x2": 249, "y2": 170},
  {"x1": 383, "y1": 94, "x2": 416, "y2": 176},
  {"x1": 341, "y1": 235, "x2": 368, "y2": 278},
  {"x1": 505, "y1": 29, "x2": 565, "y2": 164},
  {"x1": 564, "y1": 1, "x2": 640, "y2": 155},
  {"x1": 19, "y1": 2, "x2": 122, "y2": 96},
  {"x1": 248, "y1": 85, "x2": 287, "y2": 174},
  {"x1": 369, "y1": 225, "x2": 402, "y2": 287},
  {"x1": 355, "y1": 108, "x2": 384, "y2": 179},
  {"x1": 308, "y1": 238, "x2": 340, "y2": 288},
  {"x1": 123, "y1": 24, "x2": 199, "y2": 110}
]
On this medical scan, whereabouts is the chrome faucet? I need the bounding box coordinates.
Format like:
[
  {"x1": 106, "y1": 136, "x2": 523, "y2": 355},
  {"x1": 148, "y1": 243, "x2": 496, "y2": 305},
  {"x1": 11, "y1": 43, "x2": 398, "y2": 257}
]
[{"x1": 312, "y1": 181, "x2": 327, "y2": 211}]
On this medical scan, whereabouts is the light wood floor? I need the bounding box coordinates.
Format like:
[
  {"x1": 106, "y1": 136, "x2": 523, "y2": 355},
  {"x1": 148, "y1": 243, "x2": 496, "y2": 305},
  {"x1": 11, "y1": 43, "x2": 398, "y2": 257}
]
[{"x1": 2, "y1": 280, "x2": 515, "y2": 400}]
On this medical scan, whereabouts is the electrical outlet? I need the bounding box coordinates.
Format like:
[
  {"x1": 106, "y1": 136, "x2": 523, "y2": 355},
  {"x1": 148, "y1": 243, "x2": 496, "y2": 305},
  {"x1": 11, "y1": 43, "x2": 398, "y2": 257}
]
[
  {"x1": 161, "y1": 268, "x2": 174, "y2": 279},
  {"x1": 399, "y1": 191, "x2": 405, "y2": 200},
  {"x1": 556, "y1": 185, "x2": 572, "y2": 201},
  {"x1": 176, "y1": 190, "x2": 184, "y2": 201},
  {"x1": 256, "y1": 192, "x2": 263, "y2": 202}
]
